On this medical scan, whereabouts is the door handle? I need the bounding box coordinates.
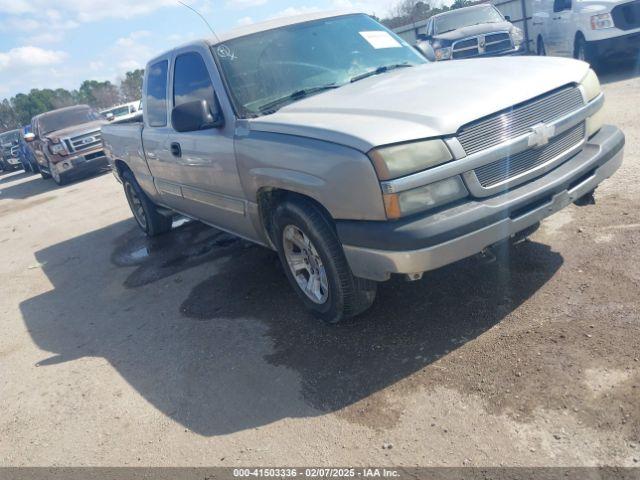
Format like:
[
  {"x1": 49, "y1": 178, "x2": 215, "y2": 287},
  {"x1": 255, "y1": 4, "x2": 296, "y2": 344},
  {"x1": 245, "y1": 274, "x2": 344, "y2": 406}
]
[{"x1": 170, "y1": 142, "x2": 182, "y2": 158}]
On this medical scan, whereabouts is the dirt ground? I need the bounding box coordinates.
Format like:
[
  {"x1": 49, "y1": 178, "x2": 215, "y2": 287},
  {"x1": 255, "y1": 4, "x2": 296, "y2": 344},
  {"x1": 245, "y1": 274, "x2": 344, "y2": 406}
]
[{"x1": 1, "y1": 62, "x2": 639, "y2": 468}]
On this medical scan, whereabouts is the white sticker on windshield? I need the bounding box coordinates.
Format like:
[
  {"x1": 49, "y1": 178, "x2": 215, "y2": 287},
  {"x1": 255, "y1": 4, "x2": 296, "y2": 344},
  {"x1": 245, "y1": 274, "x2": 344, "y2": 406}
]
[{"x1": 359, "y1": 31, "x2": 402, "y2": 49}]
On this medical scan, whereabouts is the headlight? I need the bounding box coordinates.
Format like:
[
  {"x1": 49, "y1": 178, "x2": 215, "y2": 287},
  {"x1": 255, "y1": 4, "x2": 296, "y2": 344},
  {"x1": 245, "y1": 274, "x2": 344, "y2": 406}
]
[
  {"x1": 591, "y1": 13, "x2": 614, "y2": 30},
  {"x1": 369, "y1": 140, "x2": 453, "y2": 181},
  {"x1": 510, "y1": 27, "x2": 524, "y2": 47},
  {"x1": 434, "y1": 46, "x2": 452, "y2": 61},
  {"x1": 581, "y1": 69, "x2": 604, "y2": 137},
  {"x1": 49, "y1": 142, "x2": 67, "y2": 156},
  {"x1": 383, "y1": 176, "x2": 468, "y2": 219},
  {"x1": 581, "y1": 68, "x2": 601, "y2": 101}
]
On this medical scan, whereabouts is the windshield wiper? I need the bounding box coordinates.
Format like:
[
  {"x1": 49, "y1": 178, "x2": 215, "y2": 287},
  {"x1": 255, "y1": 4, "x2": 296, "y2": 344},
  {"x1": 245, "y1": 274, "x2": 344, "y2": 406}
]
[
  {"x1": 258, "y1": 84, "x2": 339, "y2": 114},
  {"x1": 350, "y1": 63, "x2": 413, "y2": 83}
]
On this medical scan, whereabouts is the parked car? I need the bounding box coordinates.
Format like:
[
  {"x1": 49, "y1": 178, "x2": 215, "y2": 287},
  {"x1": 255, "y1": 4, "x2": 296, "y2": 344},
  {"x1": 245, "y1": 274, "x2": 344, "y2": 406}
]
[
  {"x1": 101, "y1": 101, "x2": 142, "y2": 123},
  {"x1": 19, "y1": 125, "x2": 39, "y2": 173},
  {"x1": 532, "y1": 0, "x2": 640, "y2": 65},
  {"x1": 27, "y1": 105, "x2": 109, "y2": 186},
  {"x1": 102, "y1": 11, "x2": 624, "y2": 323},
  {"x1": 416, "y1": 4, "x2": 525, "y2": 61},
  {"x1": 0, "y1": 129, "x2": 24, "y2": 172}
]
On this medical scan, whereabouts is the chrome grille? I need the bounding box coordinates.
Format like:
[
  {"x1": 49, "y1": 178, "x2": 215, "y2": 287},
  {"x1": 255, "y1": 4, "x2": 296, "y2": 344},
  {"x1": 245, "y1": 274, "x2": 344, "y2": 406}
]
[
  {"x1": 458, "y1": 86, "x2": 584, "y2": 155},
  {"x1": 474, "y1": 122, "x2": 585, "y2": 188},
  {"x1": 69, "y1": 130, "x2": 102, "y2": 153},
  {"x1": 452, "y1": 31, "x2": 513, "y2": 59},
  {"x1": 612, "y1": 0, "x2": 640, "y2": 30}
]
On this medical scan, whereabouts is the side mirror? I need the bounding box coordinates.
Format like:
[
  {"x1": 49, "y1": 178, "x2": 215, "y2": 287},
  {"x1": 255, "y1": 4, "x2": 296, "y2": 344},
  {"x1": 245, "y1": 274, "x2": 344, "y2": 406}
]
[
  {"x1": 24, "y1": 133, "x2": 36, "y2": 142},
  {"x1": 171, "y1": 99, "x2": 224, "y2": 133},
  {"x1": 106, "y1": 112, "x2": 115, "y2": 121},
  {"x1": 416, "y1": 41, "x2": 436, "y2": 62},
  {"x1": 505, "y1": 15, "x2": 511, "y2": 21}
]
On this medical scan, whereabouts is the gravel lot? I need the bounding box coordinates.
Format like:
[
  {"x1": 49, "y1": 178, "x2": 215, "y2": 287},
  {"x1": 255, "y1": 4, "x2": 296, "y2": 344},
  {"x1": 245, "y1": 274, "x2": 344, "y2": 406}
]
[{"x1": 1, "y1": 62, "x2": 638, "y2": 468}]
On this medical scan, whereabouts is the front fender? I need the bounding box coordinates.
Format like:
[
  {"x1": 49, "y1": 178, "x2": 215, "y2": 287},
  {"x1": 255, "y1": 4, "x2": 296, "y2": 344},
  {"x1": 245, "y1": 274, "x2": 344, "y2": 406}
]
[{"x1": 235, "y1": 131, "x2": 386, "y2": 221}]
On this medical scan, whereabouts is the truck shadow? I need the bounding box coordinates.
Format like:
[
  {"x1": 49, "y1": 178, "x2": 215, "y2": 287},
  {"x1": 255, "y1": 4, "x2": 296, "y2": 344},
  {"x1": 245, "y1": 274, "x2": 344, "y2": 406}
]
[
  {"x1": 597, "y1": 57, "x2": 640, "y2": 85},
  {"x1": 20, "y1": 220, "x2": 562, "y2": 436}
]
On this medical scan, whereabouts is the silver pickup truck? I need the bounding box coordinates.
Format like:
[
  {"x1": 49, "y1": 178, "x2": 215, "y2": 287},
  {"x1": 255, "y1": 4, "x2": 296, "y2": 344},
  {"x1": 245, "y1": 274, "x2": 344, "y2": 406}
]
[{"x1": 102, "y1": 11, "x2": 625, "y2": 323}]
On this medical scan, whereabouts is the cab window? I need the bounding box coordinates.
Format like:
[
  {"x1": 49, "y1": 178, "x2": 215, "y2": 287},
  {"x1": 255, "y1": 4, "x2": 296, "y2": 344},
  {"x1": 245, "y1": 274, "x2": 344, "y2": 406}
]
[
  {"x1": 146, "y1": 60, "x2": 169, "y2": 127},
  {"x1": 553, "y1": 0, "x2": 571, "y2": 12}
]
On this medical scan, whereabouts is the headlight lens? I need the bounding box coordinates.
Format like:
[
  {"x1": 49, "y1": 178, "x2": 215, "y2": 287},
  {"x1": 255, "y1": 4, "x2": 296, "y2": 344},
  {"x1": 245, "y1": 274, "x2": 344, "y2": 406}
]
[
  {"x1": 511, "y1": 27, "x2": 524, "y2": 47},
  {"x1": 434, "y1": 46, "x2": 452, "y2": 61},
  {"x1": 581, "y1": 69, "x2": 604, "y2": 136},
  {"x1": 383, "y1": 176, "x2": 468, "y2": 219},
  {"x1": 581, "y1": 68, "x2": 601, "y2": 101},
  {"x1": 49, "y1": 142, "x2": 67, "y2": 156},
  {"x1": 591, "y1": 13, "x2": 614, "y2": 30},
  {"x1": 369, "y1": 140, "x2": 452, "y2": 181}
]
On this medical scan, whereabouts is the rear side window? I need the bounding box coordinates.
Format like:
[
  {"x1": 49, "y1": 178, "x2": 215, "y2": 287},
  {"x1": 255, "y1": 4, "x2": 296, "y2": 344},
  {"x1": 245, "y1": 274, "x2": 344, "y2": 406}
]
[
  {"x1": 146, "y1": 60, "x2": 169, "y2": 127},
  {"x1": 173, "y1": 52, "x2": 215, "y2": 108},
  {"x1": 553, "y1": 0, "x2": 571, "y2": 12}
]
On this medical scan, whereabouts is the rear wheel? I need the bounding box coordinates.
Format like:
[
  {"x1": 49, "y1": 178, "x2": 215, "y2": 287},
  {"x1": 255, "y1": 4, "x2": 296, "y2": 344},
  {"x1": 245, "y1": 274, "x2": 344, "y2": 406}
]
[
  {"x1": 122, "y1": 169, "x2": 172, "y2": 237},
  {"x1": 272, "y1": 198, "x2": 377, "y2": 324}
]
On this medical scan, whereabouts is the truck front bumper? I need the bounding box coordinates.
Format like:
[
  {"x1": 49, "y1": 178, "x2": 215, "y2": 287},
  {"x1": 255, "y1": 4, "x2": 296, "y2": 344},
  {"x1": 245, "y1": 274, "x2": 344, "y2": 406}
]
[
  {"x1": 338, "y1": 125, "x2": 625, "y2": 281},
  {"x1": 52, "y1": 149, "x2": 110, "y2": 179},
  {"x1": 589, "y1": 31, "x2": 640, "y2": 59}
]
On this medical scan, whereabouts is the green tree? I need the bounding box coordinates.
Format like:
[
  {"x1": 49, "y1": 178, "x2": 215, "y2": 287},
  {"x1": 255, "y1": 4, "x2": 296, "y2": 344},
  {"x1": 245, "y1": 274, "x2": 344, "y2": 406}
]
[{"x1": 120, "y1": 69, "x2": 144, "y2": 102}]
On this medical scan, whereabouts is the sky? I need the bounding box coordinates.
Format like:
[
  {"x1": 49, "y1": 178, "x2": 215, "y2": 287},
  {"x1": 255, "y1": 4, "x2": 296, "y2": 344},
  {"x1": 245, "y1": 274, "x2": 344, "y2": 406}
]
[{"x1": 0, "y1": 0, "x2": 398, "y2": 100}]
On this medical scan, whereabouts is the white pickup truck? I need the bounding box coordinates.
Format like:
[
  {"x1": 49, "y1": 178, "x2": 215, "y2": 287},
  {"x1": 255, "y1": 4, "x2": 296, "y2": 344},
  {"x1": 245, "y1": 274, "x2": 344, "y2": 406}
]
[
  {"x1": 532, "y1": 0, "x2": 640, "y2": 64},
  {"x1": 102, "y1": 11, "x2": 625, "y2": 323}
]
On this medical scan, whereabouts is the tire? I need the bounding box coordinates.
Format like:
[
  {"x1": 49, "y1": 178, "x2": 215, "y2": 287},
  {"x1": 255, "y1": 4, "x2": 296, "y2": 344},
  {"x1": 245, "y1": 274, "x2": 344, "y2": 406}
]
[
  {"x1": 122, "y1": 169, "x2": 172, "y2": 237},
  {"x1": 575, "y1": 35, "x2": 599, "y2": 68},
  {"x1": 39, "y1": 159, "x2": 51, "y2": 179},
  {"x1": 49, "y1": 159, "x2": 68, "y2": 186},
  {"x1": 272, "y1": 197, "x2": 377, "y2": 324},
  {"x1": 537, "y1": 37, "x2": 546, "y2": 56}
]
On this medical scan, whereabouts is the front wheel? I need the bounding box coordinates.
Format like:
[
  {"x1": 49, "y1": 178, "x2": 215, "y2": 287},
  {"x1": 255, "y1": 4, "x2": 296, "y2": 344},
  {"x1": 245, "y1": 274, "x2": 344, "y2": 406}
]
[
  {"x1": 575, "y1": 35, "x2": 599, "y2": 68},
  {"x1": 122, "y1": 169, "x2": 172, "y2": 237},
  {"x1": 273, "y1": 198, "x2": 377, "y2": 324},
  {"x1": 49, "y1": 159, "x2": 68, "y2": 186}
]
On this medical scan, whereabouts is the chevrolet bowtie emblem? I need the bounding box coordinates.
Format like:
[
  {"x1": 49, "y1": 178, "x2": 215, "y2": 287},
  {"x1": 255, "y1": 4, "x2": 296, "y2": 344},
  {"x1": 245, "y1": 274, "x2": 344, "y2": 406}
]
[{"x1": 528, "y1": 123, "x2": 555, "y2": 148}]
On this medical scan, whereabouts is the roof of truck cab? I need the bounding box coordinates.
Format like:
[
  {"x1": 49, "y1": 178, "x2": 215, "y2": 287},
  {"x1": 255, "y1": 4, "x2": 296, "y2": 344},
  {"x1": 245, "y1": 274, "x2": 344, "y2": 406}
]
[
  {"x1": 32, "y1": 104, "x2": 92, "y2": 120},
  {"x1": 431, "y1": 4, "x2": 496, "y2": 19},
  {"x1": 206, "y1": 10, "x2": 359, "y2": 45}
]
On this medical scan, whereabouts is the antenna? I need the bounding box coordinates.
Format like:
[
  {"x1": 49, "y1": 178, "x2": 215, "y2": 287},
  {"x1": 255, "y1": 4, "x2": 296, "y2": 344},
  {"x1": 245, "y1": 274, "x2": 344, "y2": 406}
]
[{"x1": 177, "y1": 0, "x2": 220, "y2": 43}]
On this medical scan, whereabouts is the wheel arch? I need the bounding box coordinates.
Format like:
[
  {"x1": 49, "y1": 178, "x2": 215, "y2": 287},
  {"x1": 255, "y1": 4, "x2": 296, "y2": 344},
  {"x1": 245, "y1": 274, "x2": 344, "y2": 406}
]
[{"x1": 256, "y1": 187, "x2": 335, "y2": 249}]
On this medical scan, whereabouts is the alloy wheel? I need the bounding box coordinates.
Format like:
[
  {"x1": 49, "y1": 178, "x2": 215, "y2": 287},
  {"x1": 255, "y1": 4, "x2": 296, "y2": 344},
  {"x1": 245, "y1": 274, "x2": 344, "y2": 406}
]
[
  {"x1": 124, "y1": 182, "x2": 148, "y2": 230},
  {"x1": 282, "y1": 225, "x2": 329, "y2": 305}
]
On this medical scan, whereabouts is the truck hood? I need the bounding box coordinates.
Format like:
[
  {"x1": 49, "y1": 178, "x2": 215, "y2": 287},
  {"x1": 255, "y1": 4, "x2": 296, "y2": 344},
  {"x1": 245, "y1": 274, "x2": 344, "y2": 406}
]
[
  {"x1": 434, "y1": 21, "x2": 514, "y2": 42},
  {"x1": 44, "y1": 119, "x2": 107, "y2": 142},
  {"x1": 247, "y1": 56, "x2": 590, "y2": 153}
]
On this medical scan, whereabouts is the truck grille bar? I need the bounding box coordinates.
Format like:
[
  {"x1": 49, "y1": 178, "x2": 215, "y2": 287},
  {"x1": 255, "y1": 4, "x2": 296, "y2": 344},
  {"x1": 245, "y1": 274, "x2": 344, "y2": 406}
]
[
  {"x1": 452, "y1": 32, "x2": 513, "y2": 59},
  {"x1": 457, "y1": 85, "x2": 585, "y2": 155},
  {"x1": 612, "y1": 0, "x2": 640, "y2": 29},
  {"x1": 69, "y1": 130, "x2": 102, "y2": 153},
  {"x1": 474, "y1": 122, "x2": 586, "y2": 188}
]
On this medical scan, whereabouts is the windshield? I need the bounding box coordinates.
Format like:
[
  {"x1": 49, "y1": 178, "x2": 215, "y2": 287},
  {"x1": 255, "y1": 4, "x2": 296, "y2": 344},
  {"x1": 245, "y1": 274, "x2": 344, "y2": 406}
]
[
  {"x1": 213, "y1": 14, "x2": 426, "y2": 117},
  {"x1": 434, "y1": 6, "x2": 504, "y2": 34},
  {"x1": 39, "y1": 107, "x2": 101, "y2": 135},
  {"x1": 0, "y1": 130, "x2": 20, "y2": 146}
]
